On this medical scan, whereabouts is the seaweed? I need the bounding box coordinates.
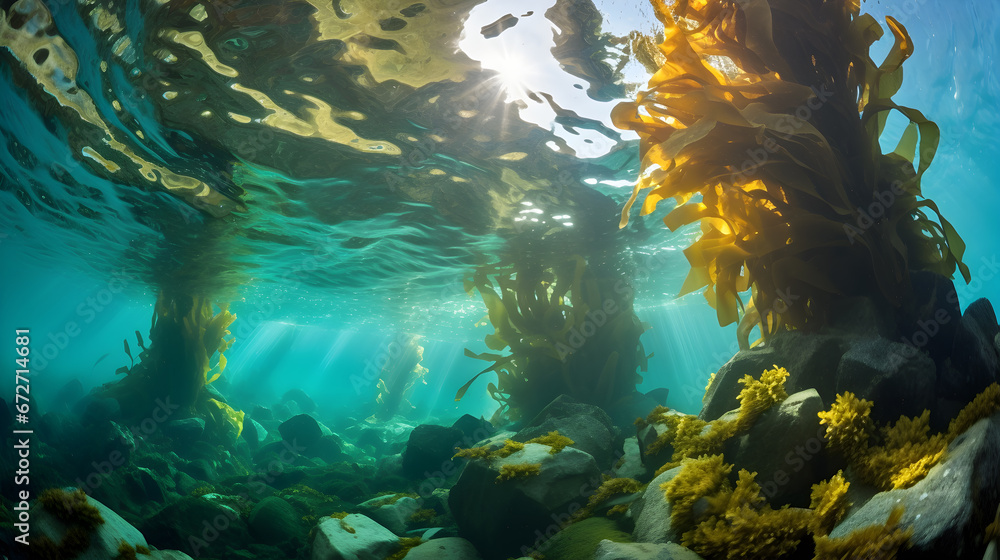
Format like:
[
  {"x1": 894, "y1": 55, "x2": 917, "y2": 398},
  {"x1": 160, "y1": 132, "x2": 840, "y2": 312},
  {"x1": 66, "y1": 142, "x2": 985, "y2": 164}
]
[
  {"x1": 455, "y1": 253, "x2": 649, "y2": 423},
  {"x1": 104, "y1": 291, "x2": 236, "y2": 417},
  {"x1": 614, "y1": 0, "x2": 969, "y2": 344},
  {"x1": 818, "y1": 383, "x2": 1000, "y2": 490},
  {"x1": 644, "y1": 366, "x2": 790, "y2": 473}
]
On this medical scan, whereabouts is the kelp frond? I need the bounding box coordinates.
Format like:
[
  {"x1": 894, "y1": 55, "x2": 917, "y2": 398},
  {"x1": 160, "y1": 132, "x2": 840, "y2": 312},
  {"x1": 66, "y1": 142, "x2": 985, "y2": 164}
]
[{"x1": 615, "y1": 0, "x2": 969, "y2": 336}]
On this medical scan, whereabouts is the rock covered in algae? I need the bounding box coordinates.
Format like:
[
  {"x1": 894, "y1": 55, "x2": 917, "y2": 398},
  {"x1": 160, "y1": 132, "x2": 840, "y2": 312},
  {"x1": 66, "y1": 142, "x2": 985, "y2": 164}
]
[
  {"x1": 829, "y1": 413, "x2": 1000, "y2": 556},
  {"x1": 448, "y1": 442, "x2": 601, "y2": 558},
  {"x1": 513, "y1": 394, "x2": 620, "y2": 469},
  {"x1": 311, "y1": 513, "x2": 399, "y2": 560}
]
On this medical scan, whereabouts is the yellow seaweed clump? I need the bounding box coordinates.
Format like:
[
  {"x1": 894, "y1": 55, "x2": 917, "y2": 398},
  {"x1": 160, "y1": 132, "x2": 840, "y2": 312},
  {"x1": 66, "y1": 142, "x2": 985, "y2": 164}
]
[
  {"x1": 646, "y1": 366, "x2": 790, "y2": 474},
  {"x1": 575, "y1": 476, "x2": 644, "y2": 520},
  {"x1": 809, "y1": 471, "x2": 851, "y2": 536},
  {"x1": 813, "y1": 507, "x2": 913, "y2": 560},
  {"x1": 667, "y1": 461, "x2": 811, "y2": 559},
  {"x1": 115, "y1": 539, "x2": 151, "y2": 560},
  {"x1": 525, "y1": 431, "x2": 575, "y2": 454},
  {"x1": 453, "y1": 439, "x2": 524, "y2": 461},
  {"x1": 496, "y1": 463, "x2": 542, "y2": 483},
  {"x1": 386, "y1": 537, "x2": 425, "y2": 560},
  {"x1": 820, "y1": 383, "x2": 1000, "y2": 490},
  {"x1": 817, "y1": 392, "x2": 875, "y2": 462},
  {"x1": 946, "y1": 382, "x2": 1000, "y2": 440}
]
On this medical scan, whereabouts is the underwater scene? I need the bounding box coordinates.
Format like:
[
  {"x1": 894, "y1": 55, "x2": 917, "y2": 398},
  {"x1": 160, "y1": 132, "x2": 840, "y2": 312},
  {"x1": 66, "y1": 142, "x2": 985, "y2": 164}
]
[{"x1": 1, "y1": 0, "x2": 999, "y2": 558}]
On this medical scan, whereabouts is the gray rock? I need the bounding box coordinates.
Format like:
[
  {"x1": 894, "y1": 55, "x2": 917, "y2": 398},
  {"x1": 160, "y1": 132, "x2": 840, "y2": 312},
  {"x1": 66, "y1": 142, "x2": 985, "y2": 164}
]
[
  {"x1": 612, "y1": 436, "x2": 648, "y2": 481},
  {"x1": 514, "y1": 394, "x2": 620, "y2": 469},
  {"x1": 451, "y1": 415, "x2": 495, "y2": 446},
  {"x1": 135, "y1": 467, "x2": 166, "y2": 503},
  {"x1": 826, "y1": 296, "x2": 896, "y2": 338},
  {"x1": 631, "y1": 466, "x2": 682, "y2": 544},
  {"x1": 946, "y1": 299, "x2": 1000, "y2": 401},
  {"x1": 32, "y1": 489, "x2": 147, "y2": 560},
  {"x1": 281, "y1": 388, "x2": 317, "y2": 413},
  {"x1": 700, "y1": 331, "x2": 849, "y2": 421},
  {"x1": 402, "y1": 424, "x2": 465, "y2": 478},
  {"x1": 829, "y1": 413, "x2": 1000, "y2": 557},
  {"x1": 141, "y1": 494, "x2": 251, "y2": 557},
  {"x1": 53, "y1": 378, "x2": 85, "y2": 413},
  {"x1": 595, "y1": 540, "x2": 705, "y2": 560},
  {"x1": 311, "y1": 514, "x2": 399, "y2": 560},
  {"x1": 248, "y1": 496, "x2": 306, "y2": 546},
  {"x1": 403, "y1": 537, "x2": 482, "y2": 560},
  {"x1": 252, "y1": 405, "x2": 273, "y2": 422},
  {"x1": 636, "y1": 408, "x2": 687, "y2": 471},
  {"x1": 241, "y1": 418, "x2": 267, "y2": 450},
  {"x1": 174, "y1": 471, "x2": 200, "y2": 496},
  {"x1": 279, "y1": 414, "x2": 323, "y2": 448},
  {"x1": 358, "y1": 495, "x2": 421, "y2": 535},
  {"x1": 79, "y1": 395, "x2": 121, "y2": 426},
  {"x1": 835, "y1": 339, "x2": 936, "y2": 424},
  {"x1": 449, "y1": 443, "x2": 602, "y2": 558},
  {"x1": 164, "y1": 417, "x2": 206, "y2": 441},
  {"x1": 722, "y1": 389, "x2": 837, "y2": 507}
]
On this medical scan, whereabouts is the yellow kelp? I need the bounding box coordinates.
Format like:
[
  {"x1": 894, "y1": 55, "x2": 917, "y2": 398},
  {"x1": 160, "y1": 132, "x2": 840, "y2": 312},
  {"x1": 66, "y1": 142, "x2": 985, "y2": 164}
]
[{"x1": 614, "y1": 0, "x2": 969, "y2": 340}]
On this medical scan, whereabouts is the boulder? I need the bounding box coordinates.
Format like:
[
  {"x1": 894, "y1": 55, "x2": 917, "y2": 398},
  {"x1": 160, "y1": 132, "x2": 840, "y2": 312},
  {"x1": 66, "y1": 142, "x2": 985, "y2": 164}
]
[
  {"x1": 595, "y1": 540, "x2": 705, "y2": 560},
  {"x1": 133, "y1": 467, "x2": 166, "y2": 503},
  {"x1": 31, "y1": 489, "x2": 147, "y2": 559},
  {"x1": 52, "y1": 378, "x2": 85, "y2": 413},
  {"x1": 451, "y1": 414, "x2": 495, "y2": 446},
  {"x1": 835, "y1": 339, "x2": 936, "y2": 424},
  {"x1": 279, "y1": 414, "x2": 323, "y2": 448},
  {"x1": 722, "y1": 389, "x2": 838, "y2": 507},
  {"x1": 514, "y1": 395, "x2": 620, "y2": 469},
  {"x1": 903, "y1": 270, "x2": 962, "y2": 364},
  {"x1": 630, "y1": 466, "x2": 682, "y2": 545},
  {"x1": 248, "y1": 496, "x2": 307, "y2": 546},
  {"x1": 449, "y1": 443, "x2": 602, "y2": 559},
  {"x1": 358, "y1": 494, "x2": 421, "y2": 535},
  {"x1": 636, "y1": 408, "x2": 687, "y2": 471},
  {"x1": 402, "y1": 424, "x2": 465, "y2": 478},
  {"x1": 241, "y1": 418, "x2": 267, "y2": 451},
  {"x1": 403, "y1": 537, "x2": 483, "y2": 560},
  {"x1": 252, "y1": 405, "x2": 273, "y2": 422},
  {"x1": 163, "y1": 418, "x2": 206, "y2": 441},
  {"x1": 281, "y1": 388, "x2": 317, "y2": 413},
  {"x1": 829, "y1": 413, "x2": 1000, "y2": 558},
  {"x1": 78, "y1": 396, "x2": 122, "y2": 426},
  {"x1": 311, "y1": 514, "x2": 399, "y2": 560},
  {"x1": 700, "y1": 331, "x2": 849, "y2": 421},
  {"x1": 612, "y1": 436, "x2": 648, "y2": 481},
  {"x1": 946, "y1": 299, "x2": 1000, "y2": 401},
  {"x1": 141, "y1": 495, "x2": 251, "y2": 557}
]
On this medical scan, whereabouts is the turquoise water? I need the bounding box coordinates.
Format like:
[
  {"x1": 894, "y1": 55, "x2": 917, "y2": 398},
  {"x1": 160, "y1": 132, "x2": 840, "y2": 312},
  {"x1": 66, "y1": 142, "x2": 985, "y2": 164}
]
[
  {"x1": 1, "y1": 0, "x2": 999, "y2": 557},
  {"x1": 2, "y1": 0, "x2": 997, "y2": 419}
]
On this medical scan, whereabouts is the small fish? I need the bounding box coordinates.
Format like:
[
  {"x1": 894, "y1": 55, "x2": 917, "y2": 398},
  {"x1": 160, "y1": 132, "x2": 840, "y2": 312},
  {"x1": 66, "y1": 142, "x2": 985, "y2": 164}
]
[
  {"x1": 124, "y1": 338, "x2": 133, "y2": 366},
  {"x1": 91, "y1": 352, "x2": 110, "y2": 369}
]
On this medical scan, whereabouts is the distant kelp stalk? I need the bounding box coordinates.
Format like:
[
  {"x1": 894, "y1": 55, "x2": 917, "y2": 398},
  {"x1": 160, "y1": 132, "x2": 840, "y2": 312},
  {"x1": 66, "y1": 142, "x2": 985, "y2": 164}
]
[
  {"x1": 455, "y1": 254, "x2": 649, "y2": 424},
  {"x1": 615, "y1": 0, "x2": 970, "y2": 347}
]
